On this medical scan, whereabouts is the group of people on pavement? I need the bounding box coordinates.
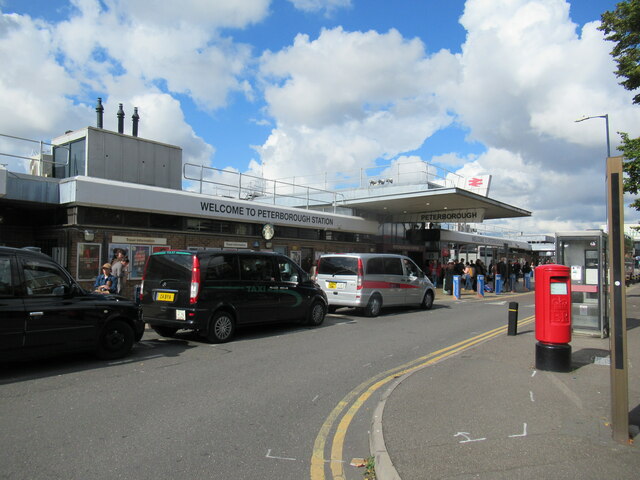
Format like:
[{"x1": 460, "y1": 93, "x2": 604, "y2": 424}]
[
  {"x1": 93, "y1": 249, "x2": 130, "y2": 295},
  {"x1": 427, "y1": 257, "x2": 535, "y2": 295}
]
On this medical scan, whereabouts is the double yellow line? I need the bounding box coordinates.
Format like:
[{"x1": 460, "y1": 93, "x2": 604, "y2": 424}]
[{"x1": 310, "y1": 315, "x2": 535, "y2": 480}]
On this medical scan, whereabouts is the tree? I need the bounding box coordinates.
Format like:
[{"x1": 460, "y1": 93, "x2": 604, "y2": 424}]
[
  {"x1": 600, "y1": 0, "x2": 640, "y2": 208},
  {"x1": 617, "y1": 132, "x2": 640, "y2": 209},
  {"x1": 600, "y1": 0, "x2": 640, "y2": 105}
]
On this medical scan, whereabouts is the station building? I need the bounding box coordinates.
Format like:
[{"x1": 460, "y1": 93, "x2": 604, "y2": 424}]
[{"x1": 0, "y1": 110, "x2": 531, "y2": 296}]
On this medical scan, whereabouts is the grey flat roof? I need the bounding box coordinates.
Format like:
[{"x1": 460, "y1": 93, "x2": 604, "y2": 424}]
[{"x1": 342, "y1": 187, "x2": 530, "y2": 220}]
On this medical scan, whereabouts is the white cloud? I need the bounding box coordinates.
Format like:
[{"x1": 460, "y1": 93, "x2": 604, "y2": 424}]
[
  {"x1": 105, "y1": 0, "x2": 270, "y2": 30},
  {"x1": 288, "y1": 0, "x2": 352, "y2": 15},
  {"x1": 443, "y1": 0, "x2": 640, "y2": 231},
  {"x1": 256, "y1": 27, "x2": 458, "y2": 178},
  {"x1": 0, "y1": 1, "x2": 258, "y2": 173},
  {"x1": 0, "y1": 13, "x2": 85, "y2": 134}
]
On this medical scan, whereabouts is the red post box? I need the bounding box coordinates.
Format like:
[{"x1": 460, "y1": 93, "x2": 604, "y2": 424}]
[{"x1": 534, "y1": 264, "x2": 572, "y2": 372}]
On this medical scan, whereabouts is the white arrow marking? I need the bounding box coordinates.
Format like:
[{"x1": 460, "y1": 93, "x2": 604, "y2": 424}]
[{"x1": 454, "y1": 432, "x2": 486, "y2": 443}]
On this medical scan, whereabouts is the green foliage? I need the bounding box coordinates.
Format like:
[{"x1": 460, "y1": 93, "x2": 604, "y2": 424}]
[
  {"x1": 618, "y1": 132, "x2": 640, "y2": 210},
  {"x1": 363, "y1": 456, "x2": 376, "y2": 479},
  {"x1": 601, "y1": 1, "x2": 640, "y2": 210},
  {"x1": 600, "y1": 0, "x2": 640, "y2": 104}
]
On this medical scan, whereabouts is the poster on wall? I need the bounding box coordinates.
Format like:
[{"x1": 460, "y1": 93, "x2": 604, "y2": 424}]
[
  {"x1": 109, "y1": 243, "x2": 130, "y2": 263},
  {"x1": 152, "y1": 246, "x2": 171, "y2": 253},
  {"x1": 290, "y1": 250, "x2": 301, "y2": 266},
  {"x1": 130, "y1": 245, "x2": 151, "y2": 279},
  {"x1": 77, "y1": 243, "x2": 102, "y2": 280}
]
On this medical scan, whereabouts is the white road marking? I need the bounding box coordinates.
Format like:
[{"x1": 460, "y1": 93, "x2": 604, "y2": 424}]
[
  {"x1": 265, "y1": 449, "x2": 296, "y2": 461},
  {"x1": 454, "y1": 432, "x2": 486, "y2": 443},
  {"x1": 509, "y1": 423, "x2": 528, "y2": 438}
]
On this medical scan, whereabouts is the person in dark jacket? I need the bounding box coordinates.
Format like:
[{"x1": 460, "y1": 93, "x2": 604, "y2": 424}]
[
  {"x1": 443, "y1": 261, "x2": 455, "y2": 295},
  {"x1": 497, "y1": 258, "x2": 508, "y2": 291}
]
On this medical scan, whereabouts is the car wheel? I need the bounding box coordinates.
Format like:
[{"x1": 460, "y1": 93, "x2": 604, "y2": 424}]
[
  {"x1": 421, "y1": 291, "x2": 434, "y2": 310},
  {"x1": 207, "y1": 311, "x2": 235, "y2": 343},
  {"x1": 152, "y1": 326, "x2": 179, "y2": 337},
  {"x1": 307, "y1": 300, "x2": 326, "y2": 326},
  {"x1": 363, "y1": 294, "x2": 382, "y2": 317},
  {"x1": 97, "y1": 320, "x2": 134, "y2": 360}
]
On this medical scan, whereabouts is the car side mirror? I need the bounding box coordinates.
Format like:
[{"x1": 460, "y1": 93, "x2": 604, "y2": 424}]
[{"x1": 52, "y1": 285, "x2": 68, "y2": 296}]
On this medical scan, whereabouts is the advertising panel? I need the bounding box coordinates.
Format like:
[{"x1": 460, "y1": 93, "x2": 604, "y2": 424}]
[{"x1": 77, "y1": 243, "x2": 101, "y2": 280}]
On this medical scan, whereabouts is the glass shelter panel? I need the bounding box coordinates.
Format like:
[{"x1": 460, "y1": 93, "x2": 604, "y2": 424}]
[{"x1": 556, "y1": 233, "x2": 608, "y2": 337}]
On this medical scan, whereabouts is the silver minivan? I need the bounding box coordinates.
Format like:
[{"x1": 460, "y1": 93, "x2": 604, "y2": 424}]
[{"x1": 316, "y1": 253, "x2": 435, "y2": 317}]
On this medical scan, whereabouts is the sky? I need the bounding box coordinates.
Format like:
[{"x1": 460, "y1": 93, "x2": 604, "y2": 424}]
[{"x1": 1, "y1": 0, "x2": 638, "y2": 235}]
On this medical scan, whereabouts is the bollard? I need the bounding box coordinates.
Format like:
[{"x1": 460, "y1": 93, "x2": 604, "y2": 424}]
[
  {"x1": 495, "y1": 274, "x2": 503, "y2": 294},
  {"x1": 508, "y1": 302, "x2": 518, "y2": 335},
  {"x1": 453, "y1": 275, "x2": 461, "y2": 299},
  {"x1": 477, "y1": 275, "x2": 485, "y2": 298}
]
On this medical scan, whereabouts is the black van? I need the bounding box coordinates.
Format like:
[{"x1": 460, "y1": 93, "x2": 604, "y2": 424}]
[{"x1": 140, "y1": 251, "x2": 328, "y2": 343}]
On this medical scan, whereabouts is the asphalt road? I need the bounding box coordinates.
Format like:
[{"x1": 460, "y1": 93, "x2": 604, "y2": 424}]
[{"x1": 0, "y1": 292, "x2": 534, "y2": 480}]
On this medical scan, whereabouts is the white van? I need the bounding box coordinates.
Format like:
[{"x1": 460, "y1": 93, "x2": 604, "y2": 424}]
[{"x1": 315, "y1": 253, "x2": 435, "y2": 317}]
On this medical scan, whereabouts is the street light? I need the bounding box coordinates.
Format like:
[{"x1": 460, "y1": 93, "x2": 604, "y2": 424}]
[{"x1": 575, "y1": 114, "x2": 611, "y2": 158}]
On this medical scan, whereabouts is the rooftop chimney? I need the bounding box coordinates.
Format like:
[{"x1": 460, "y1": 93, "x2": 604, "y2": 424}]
[
  {"x1": 132, "y1": 107, "x2": 140, "y2": 137},
  {"x1": 117, "y1": 103, "x2": 125, "y2": 134},
  {"x1": 95, "y1": 98, "x2": 104, "y2": 129}
]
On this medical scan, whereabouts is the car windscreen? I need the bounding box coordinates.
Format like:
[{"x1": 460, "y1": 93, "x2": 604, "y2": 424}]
[
  {"x1": 144, "y1": 253, "x2": 193, "y2": 287},
  {"x1": 317, "y1": 256, "x2": 358, "y2": 276}
]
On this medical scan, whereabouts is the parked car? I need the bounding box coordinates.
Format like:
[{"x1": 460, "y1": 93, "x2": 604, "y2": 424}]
[
  {"x1": 140, "y1": 250, "x2": 328, "y2": 343},
  {"x1": 316, "y1": 253, "x2": 435, "y2": 316},
  {"x1": 0, "y1": 246, "x2": 144, "y2": 361}
]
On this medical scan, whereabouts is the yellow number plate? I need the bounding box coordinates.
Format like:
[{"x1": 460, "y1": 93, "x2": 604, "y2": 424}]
[
  {"x1": 327, "y1": 282, "x2": 345, "y2": 290},
  {"x1": 156, "y1": 292, "x2": 175, "y2": 302}
]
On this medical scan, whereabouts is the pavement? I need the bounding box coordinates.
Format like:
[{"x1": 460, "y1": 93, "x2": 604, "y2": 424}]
[{"x1": 371, "y1": 285, "x2": 640, "y2": 480}]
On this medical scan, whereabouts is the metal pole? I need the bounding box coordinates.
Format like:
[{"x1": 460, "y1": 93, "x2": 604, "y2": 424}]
[
  {"x1": 604, "y1": 114, "x2": 611, "y2": 158},
  {"x1": 575, "y1": 114, "x2": 610, "y2": 158},
  {"x1": 607, "y1": 156, "x2": 629, "y2": 444}
]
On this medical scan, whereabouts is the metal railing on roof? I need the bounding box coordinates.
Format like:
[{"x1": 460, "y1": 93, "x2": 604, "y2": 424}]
[
  {"x1": 182, "y1": 158, "x2": 469, "y2": 211},
  {"x1": 182, "y1": 163, "x2": 346, "y2": 212},
  {"x1": 272, "y1": 159, "x2": 466, "y2": 191},
  {"x1": 0, "y1": 133, "x2": 68, "y2": 172}
]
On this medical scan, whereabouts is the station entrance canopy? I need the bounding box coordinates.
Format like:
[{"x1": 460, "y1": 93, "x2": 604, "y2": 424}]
[{"x1": 337, "y1": 186, "x2": 530, "y2": 223}]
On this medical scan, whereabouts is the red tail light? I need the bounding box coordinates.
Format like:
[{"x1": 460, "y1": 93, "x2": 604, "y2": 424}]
[
  {"x1": 357, "y1": 258, "x2": 364, "y2": 290},
  {"x1": 139, "y1": 268, "x2": 146, "y2": 303},
  {"x1": 190, "y1": 256, "x2": 201, "y2": 304}
]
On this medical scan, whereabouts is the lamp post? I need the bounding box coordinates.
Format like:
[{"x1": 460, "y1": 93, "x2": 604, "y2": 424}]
[{"x1": 575, "y1": 114, "x2": 611, "y2": 157}]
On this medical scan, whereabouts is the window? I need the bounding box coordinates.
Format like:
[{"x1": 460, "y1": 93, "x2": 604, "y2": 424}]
[
  {"x1": 54, "y1": 138, "x2": 86, "y2": 178},
  {"x1": 384, "y1": 258, "x2": 404, "y2": 276},
  {"x1": 317, "y1": 257, "x2": 358, "y2": 276},
  {"x1": 0, "y1": 255, "x2": 14, "y2": 297},
  {"x1": 204, "y1": 255, "x2": 239, "y2": 282},
  {"x1": 366, "y1": 257, "x2": 385, "y2": 275},
  {"x1": 239, "y1": 256, "x2": 276, "y2": 282},
  {"x1": 403, "y1": 258, "x2": 420, "y2": 277},
  {"x1": 22, "y1": 259, "x2": 70, "y2": 296},
  {"x1": 276, "y1": 257, "x2": 300, "y2": 283}
]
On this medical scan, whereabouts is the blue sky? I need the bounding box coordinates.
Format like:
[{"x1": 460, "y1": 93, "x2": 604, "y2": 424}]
[{"x1": 0, "y1": 0, "x2": 637, "y2": 233}]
